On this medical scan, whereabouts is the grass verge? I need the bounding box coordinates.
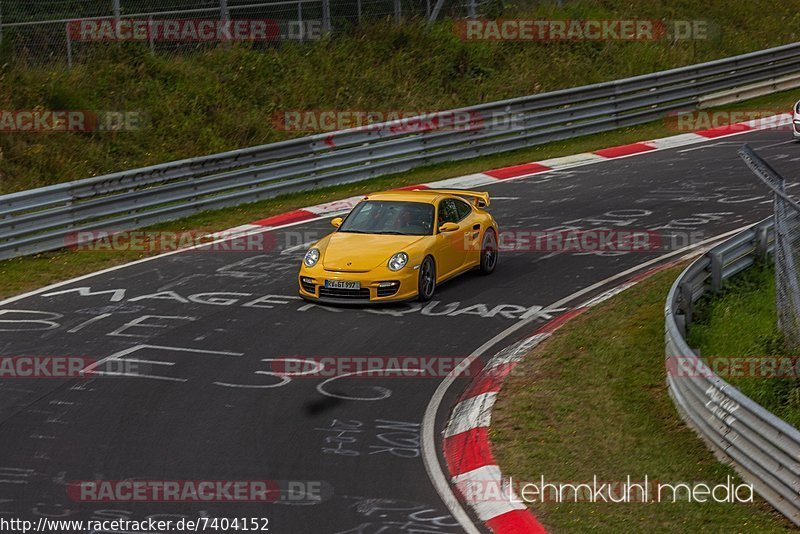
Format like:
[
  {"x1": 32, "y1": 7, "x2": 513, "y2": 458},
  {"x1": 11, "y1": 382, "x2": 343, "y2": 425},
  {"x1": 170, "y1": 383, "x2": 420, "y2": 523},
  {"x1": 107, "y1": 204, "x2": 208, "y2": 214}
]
[
  {"x1": 0, "y1": 89, "x2": 796, "y2": 300},
  {"x1": 491, "y1": 266, "x2": 793, "y2": 532},
  {"x1": 687, "y1": 263, "x2": 800, "y2": 428},
  {"x1": 3, "y1": 0, "x2": 800, "y2": 193}
]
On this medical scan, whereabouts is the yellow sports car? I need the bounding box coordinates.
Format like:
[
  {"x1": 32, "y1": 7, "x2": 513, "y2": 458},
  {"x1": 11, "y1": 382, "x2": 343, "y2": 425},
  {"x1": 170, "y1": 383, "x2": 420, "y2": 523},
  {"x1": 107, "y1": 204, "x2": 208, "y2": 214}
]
[{"x1": 298, "y1": 189, "x2": 499, "y2": 303}]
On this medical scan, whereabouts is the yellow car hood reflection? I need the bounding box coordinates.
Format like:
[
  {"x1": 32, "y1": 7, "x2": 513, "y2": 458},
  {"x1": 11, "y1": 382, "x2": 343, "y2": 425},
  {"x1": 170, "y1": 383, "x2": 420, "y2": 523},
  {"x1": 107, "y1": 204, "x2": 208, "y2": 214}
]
[{"x1": 321, "y1": 232, "x2": 425, "y2": 272}]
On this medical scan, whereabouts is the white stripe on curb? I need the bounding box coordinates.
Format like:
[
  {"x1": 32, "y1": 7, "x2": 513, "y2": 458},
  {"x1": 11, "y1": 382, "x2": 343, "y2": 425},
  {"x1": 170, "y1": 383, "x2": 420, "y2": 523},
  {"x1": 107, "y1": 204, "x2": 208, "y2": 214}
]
[
  {"x1": 303, "y1": 195, "x2": 365, "y2": 215},
  {"x1": 452, "y1": 465, "x2": 528, "y2": 521},
  {"x1": 444, "y1": 392, "x2": 498, "y2": 438},
  {"x1": 538, "y1": 152, "x2": 608, "y2": 168},
  {"x1": 643, "y1": 133, "x2": 706, "y2": 150},
  {"x1": 209, "y1": 223, "x2": 262, "y2": 239},
  {"x1": 425, "y1": 173, "x2": 496, "y2": 189}
]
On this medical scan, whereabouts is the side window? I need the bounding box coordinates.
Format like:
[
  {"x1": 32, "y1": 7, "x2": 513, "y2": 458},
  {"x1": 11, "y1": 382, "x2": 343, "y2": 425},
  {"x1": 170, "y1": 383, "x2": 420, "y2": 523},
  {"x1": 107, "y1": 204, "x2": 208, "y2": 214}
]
[
  {"x1": 438, "y1": 199, "x2": 459, "y2": 226},
  {"x1": 453, "y1": 198, "x2": 472, "y2": 221}
]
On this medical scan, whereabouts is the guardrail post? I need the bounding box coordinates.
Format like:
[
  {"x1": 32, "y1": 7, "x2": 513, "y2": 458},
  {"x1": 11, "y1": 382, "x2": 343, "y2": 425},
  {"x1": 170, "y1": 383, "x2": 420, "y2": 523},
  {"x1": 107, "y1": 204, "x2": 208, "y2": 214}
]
[
  {"x1": 679, "y1": 282, "x2": 694, "y2": 326},
  {"x1": 710, "y1": 250, "x2": 724, "y2": 291},
  {"x1": 674, "y1": 312, "x2": 687, "y2": 339},
  {"x1": 756, "y1": 223, "x2": 771, "y2": 261},
  {"x1": 112, "y1": 0, "x2": 121, "y2": 22}
]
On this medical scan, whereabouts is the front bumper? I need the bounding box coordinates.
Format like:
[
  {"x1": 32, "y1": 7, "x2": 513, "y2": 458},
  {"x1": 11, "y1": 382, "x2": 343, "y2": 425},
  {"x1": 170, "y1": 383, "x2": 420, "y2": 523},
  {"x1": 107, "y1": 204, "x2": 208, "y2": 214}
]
[{"x1": 298, "y1": 267, "x2": 420, "y2": 304}]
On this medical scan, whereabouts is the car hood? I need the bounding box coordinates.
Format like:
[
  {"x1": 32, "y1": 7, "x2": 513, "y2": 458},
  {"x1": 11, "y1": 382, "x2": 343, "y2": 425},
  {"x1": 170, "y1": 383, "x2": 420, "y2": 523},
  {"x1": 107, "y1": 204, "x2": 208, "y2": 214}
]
[{"x1": 321, "y1": 232, "x2": 426, "y2": 272}]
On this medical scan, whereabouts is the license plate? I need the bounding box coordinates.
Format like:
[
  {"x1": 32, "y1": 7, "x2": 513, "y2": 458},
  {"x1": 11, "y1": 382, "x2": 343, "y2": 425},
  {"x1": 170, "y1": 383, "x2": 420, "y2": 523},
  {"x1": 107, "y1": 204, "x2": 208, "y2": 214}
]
[{"x1": 324, "y1": 280, "x2": 360, "y2": 290}]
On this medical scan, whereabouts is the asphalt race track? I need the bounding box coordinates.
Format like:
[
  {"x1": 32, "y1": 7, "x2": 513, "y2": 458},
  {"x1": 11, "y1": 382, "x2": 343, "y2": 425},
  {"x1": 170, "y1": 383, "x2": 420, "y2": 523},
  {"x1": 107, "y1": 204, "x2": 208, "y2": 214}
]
[{"x1": 0, "y1": 128, "x2": 796, "y2": 533}]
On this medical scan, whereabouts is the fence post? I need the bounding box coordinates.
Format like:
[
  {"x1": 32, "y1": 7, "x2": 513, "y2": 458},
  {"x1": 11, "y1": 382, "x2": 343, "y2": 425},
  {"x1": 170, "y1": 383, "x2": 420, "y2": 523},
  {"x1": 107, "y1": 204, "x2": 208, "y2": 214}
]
[
  {"x1": 394, "y1": 0, "x2": 401, "y2": 23},
  {"x1": 66, "y1": 23, "x2": 73, "y2": 68},
  {"x1": 773, "y1": 177, "x2": 800, "y2": 343},
  {"x1": 0, "y1": 1, "x2": 4, "y2": 47},
  {"x1": 739, "y1": 144, "x2": 800, "y2": 348},
  {"x1": 467, "y1": 0, "x2": 476, "y2": 18},
  {"x1": 148, "y1": 15, "x2": 154, "y2": 54},
  {"x1": 322, "y1": 0, "x2": 331, "y2": 34},
  {"x1": 112, "y1": 0, "x2": 121, "y2": 21},
  {"x1": 297, "y1": 1, "x2": 303, "y2": 43},
  {"x1": 357, "y1": 0, "x2": 362, "y2": 24},
  {"x1": 219, "y1": 0, "x2": 230, "y2": 46},
  {"x1": 427, "y1": 0, "x2": 445, "y2": 26}
]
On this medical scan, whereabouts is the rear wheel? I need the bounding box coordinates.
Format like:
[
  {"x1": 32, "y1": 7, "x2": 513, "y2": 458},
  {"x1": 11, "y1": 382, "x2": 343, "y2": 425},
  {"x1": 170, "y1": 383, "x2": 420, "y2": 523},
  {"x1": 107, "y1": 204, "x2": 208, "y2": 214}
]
[
  {"x1": 418, "y1": 256, "x2": 436, "y2": 302},
  {"x1": 479, "y1": 229, "x2": 498, "y2": 275}
]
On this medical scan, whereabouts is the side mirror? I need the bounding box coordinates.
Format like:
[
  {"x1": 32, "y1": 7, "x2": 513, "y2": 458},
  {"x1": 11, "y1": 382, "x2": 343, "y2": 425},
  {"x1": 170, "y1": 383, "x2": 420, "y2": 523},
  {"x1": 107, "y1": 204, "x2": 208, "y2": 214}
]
[
  {"x1": 438, "y1": 222, "x2": 459, "y2": 233},
  {"x1": 476, "y1": 199, "x2": 487, "y2": 209},
  {"x1": 331, "y1": 217, "x2": 343, "y2": 228}
]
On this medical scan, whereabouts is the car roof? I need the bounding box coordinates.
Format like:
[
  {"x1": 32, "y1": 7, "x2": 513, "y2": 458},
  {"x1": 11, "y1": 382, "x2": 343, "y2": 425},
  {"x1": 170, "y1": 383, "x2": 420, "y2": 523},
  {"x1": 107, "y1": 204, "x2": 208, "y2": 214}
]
[{"x1": 362, "y1": 189, "x2": 450, "y2": 204}]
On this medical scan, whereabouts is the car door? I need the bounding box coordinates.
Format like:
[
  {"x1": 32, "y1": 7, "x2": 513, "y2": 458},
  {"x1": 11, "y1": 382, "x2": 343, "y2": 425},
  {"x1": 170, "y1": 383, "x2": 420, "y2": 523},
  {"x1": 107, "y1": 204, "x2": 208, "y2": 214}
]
[
  {"x1": 434, "y1": 198, "x2": 469, "y2": 279},
  {"x1": 452, "y1": 197, "x2": 482, "y2": 266}
]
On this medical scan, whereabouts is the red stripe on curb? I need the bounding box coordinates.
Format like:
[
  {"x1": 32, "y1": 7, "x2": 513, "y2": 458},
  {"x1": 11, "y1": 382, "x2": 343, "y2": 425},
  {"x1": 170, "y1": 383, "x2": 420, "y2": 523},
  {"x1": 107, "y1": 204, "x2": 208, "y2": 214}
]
[
  {"x1": 593, "y1": 142, "x2": 656, "y2": 158},
  {"x1": 444, "y1": 427, "x2": 495, "y2": 475},
  {"x1": 486, "y1": 510, "x2": 547, "y2": 534},
  {"x1": 695, "y1": 123, "x2": 752, "y2": 138},
  {"x1": 460, "y1": 362, "x2": 516, "y2": 400},
  {"x1": 485, "y1": 162, "x2": 551, "y2": 179},
  {"x1": 252, "y1": 209, "x2": 317, "y2": 227},
  {"x1": 394, "y1": 184, "x2": 430, "y2": 191}
]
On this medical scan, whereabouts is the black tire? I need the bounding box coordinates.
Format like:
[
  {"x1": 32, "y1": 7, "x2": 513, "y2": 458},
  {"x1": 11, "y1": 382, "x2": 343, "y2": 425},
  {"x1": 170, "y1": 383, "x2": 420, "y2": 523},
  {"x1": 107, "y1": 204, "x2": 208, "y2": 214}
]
[
  {"x1": 417, "y1": 256, "x2": 436, "y2": 302},
  {"x1": 479, "y1": 229, "x2": 498, "y2": 275}
]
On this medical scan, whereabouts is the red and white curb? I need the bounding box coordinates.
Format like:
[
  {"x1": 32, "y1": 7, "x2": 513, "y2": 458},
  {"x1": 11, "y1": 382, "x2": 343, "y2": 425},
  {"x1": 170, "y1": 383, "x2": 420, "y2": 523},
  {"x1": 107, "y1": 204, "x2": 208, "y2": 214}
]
[
  {"x1": 212, "y1": 112, "x2": 791, "y2": 239},
  {"x1": 440, "y1": 261, "x2": 683, "y2": 533}
]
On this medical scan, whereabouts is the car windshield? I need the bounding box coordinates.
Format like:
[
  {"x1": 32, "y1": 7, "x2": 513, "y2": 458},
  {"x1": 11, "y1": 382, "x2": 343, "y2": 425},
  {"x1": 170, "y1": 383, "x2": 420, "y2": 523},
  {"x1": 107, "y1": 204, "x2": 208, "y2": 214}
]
[{"x1": 339, "y1": 200, "x2": 434, "y2": 236}]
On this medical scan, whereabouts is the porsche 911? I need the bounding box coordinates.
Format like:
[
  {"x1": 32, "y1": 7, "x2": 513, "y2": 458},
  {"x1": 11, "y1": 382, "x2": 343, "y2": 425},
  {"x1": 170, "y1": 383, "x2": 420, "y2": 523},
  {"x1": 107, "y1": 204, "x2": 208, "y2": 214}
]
[{"x1": 298, "y1": 189, "x2": 499, "y2": 303}]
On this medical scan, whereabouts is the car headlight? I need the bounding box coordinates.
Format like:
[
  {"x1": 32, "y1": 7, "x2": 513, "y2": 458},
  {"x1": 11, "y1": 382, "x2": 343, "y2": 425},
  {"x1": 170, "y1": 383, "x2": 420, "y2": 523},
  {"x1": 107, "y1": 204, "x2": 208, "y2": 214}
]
[
  {"x1": 303, "y1": 248, "x2": 320, "y2": 267},
  {"x1": 388, "y1": 252, "x2": 408, "y2": 271}
]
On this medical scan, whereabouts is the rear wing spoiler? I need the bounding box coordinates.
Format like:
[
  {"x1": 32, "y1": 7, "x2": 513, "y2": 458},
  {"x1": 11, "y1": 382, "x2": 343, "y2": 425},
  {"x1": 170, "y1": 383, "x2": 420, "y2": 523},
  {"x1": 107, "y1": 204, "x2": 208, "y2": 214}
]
[{"x1": 422, "y1": 189, "x2": 490, "y2": 208}]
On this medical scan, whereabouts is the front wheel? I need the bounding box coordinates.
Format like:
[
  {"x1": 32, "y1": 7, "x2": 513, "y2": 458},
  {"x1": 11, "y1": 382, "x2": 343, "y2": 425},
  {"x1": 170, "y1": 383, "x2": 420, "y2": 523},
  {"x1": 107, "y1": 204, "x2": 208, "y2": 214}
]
[
  {"x1": 417, "y1": 256, "x2": 436, "y2": 302},
  {"x1": 479, "y1": 230, "x2": 498, "y2": 275}
]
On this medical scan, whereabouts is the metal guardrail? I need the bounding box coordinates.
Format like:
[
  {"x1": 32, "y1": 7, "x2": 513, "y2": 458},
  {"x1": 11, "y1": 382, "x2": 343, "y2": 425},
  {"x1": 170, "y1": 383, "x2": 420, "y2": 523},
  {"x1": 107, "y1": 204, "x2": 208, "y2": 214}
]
[
  {"x1": 666, "y1": 217, "x2": 800, "y2": 526},
  {"x1": 3, "y1": 41, "x2": 800, "y2": 259}
]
